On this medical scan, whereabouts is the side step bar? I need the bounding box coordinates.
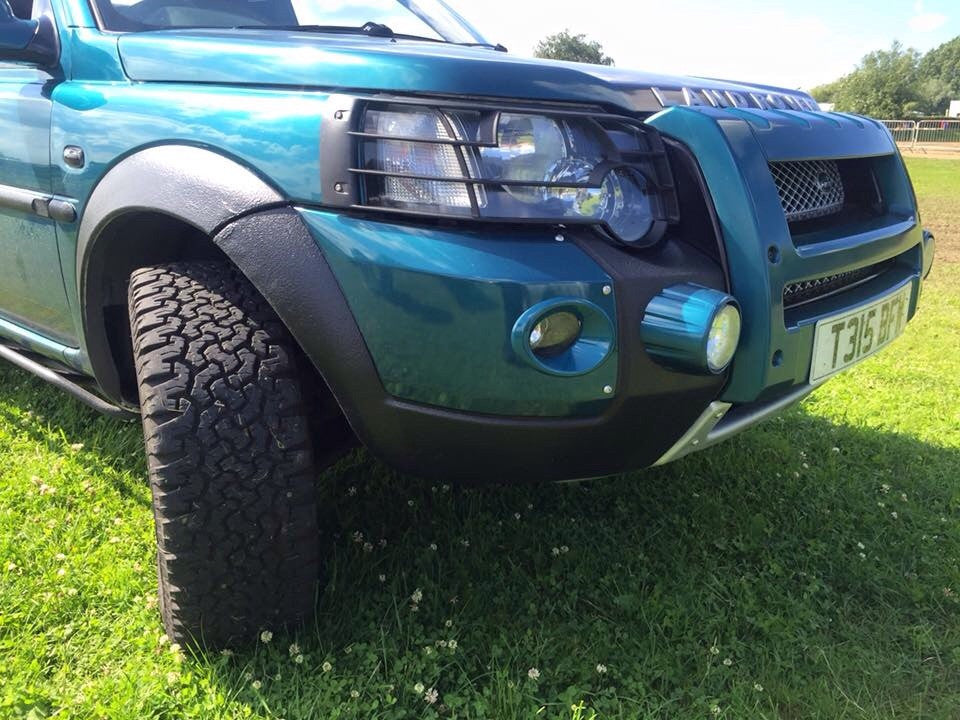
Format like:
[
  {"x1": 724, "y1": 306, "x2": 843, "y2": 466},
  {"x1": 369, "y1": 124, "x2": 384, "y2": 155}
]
[{"x1": 0, "y1": 344, "x2": 138, "y2": 420}]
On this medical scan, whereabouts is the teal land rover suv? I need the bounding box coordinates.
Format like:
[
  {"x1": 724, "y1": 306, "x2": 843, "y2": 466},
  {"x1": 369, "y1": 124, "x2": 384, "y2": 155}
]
[{"x1": 0, "y1": 0, "x2": 935, "y2": 646}]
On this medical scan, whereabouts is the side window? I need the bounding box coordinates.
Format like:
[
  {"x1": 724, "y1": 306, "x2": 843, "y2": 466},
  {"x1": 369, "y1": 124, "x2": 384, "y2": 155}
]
[{"x1": 8, "y1": 0, "x2": 32, "y2": 19}]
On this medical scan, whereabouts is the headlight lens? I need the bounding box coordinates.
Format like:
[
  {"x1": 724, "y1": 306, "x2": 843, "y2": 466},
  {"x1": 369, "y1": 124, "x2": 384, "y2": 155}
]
[{"x1": 356, "y1": 104, "x2": 676, "y2": 246}]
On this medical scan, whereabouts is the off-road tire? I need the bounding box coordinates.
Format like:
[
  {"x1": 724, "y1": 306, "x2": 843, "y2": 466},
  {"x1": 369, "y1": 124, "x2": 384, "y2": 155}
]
[{"x1": 128, "y1": 261, "x2": 319, "y2": 648}]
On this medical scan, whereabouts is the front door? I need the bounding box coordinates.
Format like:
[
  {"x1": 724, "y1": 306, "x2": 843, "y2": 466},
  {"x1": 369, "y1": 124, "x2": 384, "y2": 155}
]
[{"x1": 0, "y1": 57, "x2": 74, "y2": 345}]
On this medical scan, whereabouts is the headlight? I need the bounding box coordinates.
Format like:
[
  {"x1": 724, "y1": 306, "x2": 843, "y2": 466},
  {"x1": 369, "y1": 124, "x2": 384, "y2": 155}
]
[{"x1": 350, "y1": 101, "x2": 678, "y2": 247}]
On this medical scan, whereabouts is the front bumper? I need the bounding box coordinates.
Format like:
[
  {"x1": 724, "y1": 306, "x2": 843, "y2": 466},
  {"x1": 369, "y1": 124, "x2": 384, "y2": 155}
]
[{"x1": 218, "y1": 108, "x2": 931, "y2": 482}]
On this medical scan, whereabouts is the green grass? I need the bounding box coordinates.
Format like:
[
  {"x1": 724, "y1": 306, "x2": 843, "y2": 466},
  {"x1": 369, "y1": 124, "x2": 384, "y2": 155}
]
[{"x1": 1, "y1": 159, "x2": 959, "y2": 720}]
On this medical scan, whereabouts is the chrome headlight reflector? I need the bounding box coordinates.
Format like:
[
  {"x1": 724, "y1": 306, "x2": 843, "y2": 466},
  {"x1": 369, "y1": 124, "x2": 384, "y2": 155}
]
[{"x1": 349, "y1": 101, "x2": 678, "y2": 246}]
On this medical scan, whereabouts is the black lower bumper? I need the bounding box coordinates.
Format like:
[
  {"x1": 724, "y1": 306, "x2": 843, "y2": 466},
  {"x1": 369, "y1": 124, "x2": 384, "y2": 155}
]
[{"x1": 214, "y1": 207, "x2": 730, "y2": 482}]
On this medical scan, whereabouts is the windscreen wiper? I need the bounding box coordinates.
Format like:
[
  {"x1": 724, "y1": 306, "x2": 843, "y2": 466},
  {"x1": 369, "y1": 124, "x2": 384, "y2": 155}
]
[
  {"x1": 233, "y1": 21, "x2": 504, "y2": 49},
  {"x1": 233, "y1": 21, "x2": 441, "y2": 44}
]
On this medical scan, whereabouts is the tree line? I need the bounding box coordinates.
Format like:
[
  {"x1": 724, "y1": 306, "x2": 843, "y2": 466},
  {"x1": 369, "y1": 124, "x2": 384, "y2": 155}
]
[{"x1": 810, "y1": 38, "x2": 960, "y2": 118}]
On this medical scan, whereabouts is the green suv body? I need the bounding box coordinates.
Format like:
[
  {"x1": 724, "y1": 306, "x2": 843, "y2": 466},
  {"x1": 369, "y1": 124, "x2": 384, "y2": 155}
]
[{"x1": 0, "y1": 0, "x2": 935, "y2": 645}]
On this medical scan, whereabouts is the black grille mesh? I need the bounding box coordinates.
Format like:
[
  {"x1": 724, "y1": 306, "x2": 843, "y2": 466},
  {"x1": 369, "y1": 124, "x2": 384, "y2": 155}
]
[
  {"x1": 770, "y1": 159, "x2": 845, "y2": 222},
  {"x1": 783, "y1": 261, "x2": 891, "y2": 309}
]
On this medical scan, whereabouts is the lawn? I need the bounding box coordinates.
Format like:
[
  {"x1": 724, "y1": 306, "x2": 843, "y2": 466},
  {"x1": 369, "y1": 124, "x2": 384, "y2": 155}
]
[{"x1": 1, "y1": 158, "x2": 958, "y2": 720}]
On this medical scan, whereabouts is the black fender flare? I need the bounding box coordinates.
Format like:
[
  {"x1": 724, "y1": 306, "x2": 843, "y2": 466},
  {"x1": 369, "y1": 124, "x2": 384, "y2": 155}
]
[{"x1": 77, "y1": 145, "x2": 285, "y2": 401}]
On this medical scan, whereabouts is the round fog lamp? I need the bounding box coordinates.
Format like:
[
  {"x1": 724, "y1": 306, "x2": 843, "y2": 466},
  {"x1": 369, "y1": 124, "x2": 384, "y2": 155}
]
[
  {"x1": 706, "y1": 304, "x2": 741, "y2": 372},
  {"x1": 529, "y1": 311, "x2": 582, "y2": 357}
]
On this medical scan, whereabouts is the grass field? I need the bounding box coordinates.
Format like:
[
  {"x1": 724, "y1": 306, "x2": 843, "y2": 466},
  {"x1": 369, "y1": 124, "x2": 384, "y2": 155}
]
[{"x1": 1, "y1": 158, "x2": 958, "y2": 720}]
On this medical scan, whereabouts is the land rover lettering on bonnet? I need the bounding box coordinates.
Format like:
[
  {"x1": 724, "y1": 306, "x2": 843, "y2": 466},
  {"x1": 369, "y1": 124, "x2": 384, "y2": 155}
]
[{"x1": 0, "y1": 0, "x2": 934, "y2": 647}]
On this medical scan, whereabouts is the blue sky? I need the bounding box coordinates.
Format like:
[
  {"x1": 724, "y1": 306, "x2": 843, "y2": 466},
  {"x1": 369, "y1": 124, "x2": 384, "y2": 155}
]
[{"x1": 449, "y1": 0, "x2": 958, "y2": 90}]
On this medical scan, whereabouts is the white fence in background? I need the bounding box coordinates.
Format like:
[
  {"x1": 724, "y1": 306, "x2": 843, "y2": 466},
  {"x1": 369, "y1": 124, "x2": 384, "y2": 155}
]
[{"x1": 880, "y1": 119, "x2": 960, "y2": 152}]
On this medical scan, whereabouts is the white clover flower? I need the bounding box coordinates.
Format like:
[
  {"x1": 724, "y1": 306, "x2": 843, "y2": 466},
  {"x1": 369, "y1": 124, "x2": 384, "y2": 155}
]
[
  {"x1": 448, "y1": 639, "x2": 458, "y2": 650},
  {"x1": 55, "y1": 553, "x2": 66, "y2": 561},
  {"x1": 158, "y1": 634, "x2": 170, "y2": 646},
  {"x1": 551, "y1": 547, "x2": 561, "y2": 557},
  {"x1": 802, "y1": 462, "x2": 809, "y2": 469},
  {"x1": 596, "y1": 664, "x2": 607, "y2": 674},
  {"x1": 444, "y1": 619, "x2": 453, "y2": 628},
  {"x1": 408, "y1": 499, "x2": 415, "y2": 507},
  {"x1": 220, "y1": 649, "x2": 233, "y2": 658},
  {"x1": 363, "y1": 542, "x2": 373, "y2": 553},
  {"x1": 891, "y1": 511, "x2": 899, "y2": 519},
  {"x1": 723, "y1": 658, "x2": 733, "y2": 666},
  {"x1": 460, "y1": 539, "x2": 470, "y2": 548},
  {"x1": 831, "y1": 447, "x2": 840, "y2": 453},
  {"x1": 424, "y1": 687, "x2": 439, "y2": 704},
  {"x1": 514, "y1": 513, "x2": 521, "y2": 520},
  {"x1": 352, "y1": 531, "x2": 364, "y2": 544},
  {"x1": 709, "y1": 645, "x2": 720, "y2": 655},
  {"x1": 527, "y1": 667, "x2": 540, "y2": 680},
  {"x1": 423, "y1": 646, "x2": 434, "y2": 656},
  {"x1": 437, "y1": 640, "x2": 447, "y2": 648},
  {"x1": 754, "y1": 683, "x2": 764, "y2": 692},
  {"x1": 856, "y1": 542, "x2": 865, "y2": 550},
  {"x1": 881, "y1": 483, "x2": 891, "y2": 493},
  {"x1": 166, "y1": 671, "x2": 179, "y2": 684},
  {"x1": 378, "y1": 574, "x2": 387, "y2": 583},
  {"x1": 251, "y1": 680, "x2": 262, "y2": 690},
  {"x1": 244, "y1": 671, "x2": 253, "y2": 680},
  {"x1": 527, "y1": 504, "x2": 533, "y2": 511},
  {"x1": 379, "y1": 538, "x2": 387, "y2": 548},
  {"x1": 56, "y1": 568, "x2": 66, "y2": 577},
  {"x1": 429, "y1": 543, "x2": 438, "y2": 551},
  {"x1": 322, "y1": 661, "x2": 332, "y2": 673},
  {"x1": 878, "y1": 501, "x2": 886, "y2": 508},
  {"x1": 350, "y1": 690, "x2": 359, "y2": 699},
  {"x1": 347, "y1": 486, "x2": 357, "y2": 496},
  {"x1": 710, "y1": 705, "x2": 720, "y2": 716},
  {"x1": 70, "y1": 443, "x2": 84, "y2": 451},
  {"x1": 413, "y1": 682, "x2": 425, "y2": 694},
  {"x1": 560, "y1": 546, "x2": 569, "y2": 554},
  {"x1": 289, "y1": 643, "x2": 300, "y2": 656},
  {"x1": 442, "y1": 484, "x2": 450, "y2": 492},
  {"x1": 901, "y1": 493, "x2": 908, "y2": 502},
  {"x1": 260, "y1": 630, "x2": 273, "y2": 643},
  {"x1": 859, "y1": 553, "x2": 866, "y2": 559}
]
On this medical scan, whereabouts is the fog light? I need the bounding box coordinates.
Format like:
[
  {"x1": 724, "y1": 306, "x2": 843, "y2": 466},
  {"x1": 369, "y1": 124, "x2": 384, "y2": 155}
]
[
  {"x1": 706, "y1": 304, "x2": 741, "y2": 372},
  {"x1": 511, "y1": 298, "x2": 615, "y2": 377},
  {"x1": 530, "y1": 311, "x2": 582, "y2": 357},
  {"x1": 641, "y1": 284, "x2": 741, "y2": 374}
]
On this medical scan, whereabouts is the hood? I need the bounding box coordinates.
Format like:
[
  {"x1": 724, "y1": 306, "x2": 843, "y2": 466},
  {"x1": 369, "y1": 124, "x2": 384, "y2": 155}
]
[{"x1": 117, "y1": 29, "x2": 816, "y2": 113}]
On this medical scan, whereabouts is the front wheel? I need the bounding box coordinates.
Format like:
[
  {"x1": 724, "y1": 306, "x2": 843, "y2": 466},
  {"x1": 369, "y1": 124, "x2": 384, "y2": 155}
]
[{"x1": 128, "y1": 261, "x2": 320, "y2": 647}]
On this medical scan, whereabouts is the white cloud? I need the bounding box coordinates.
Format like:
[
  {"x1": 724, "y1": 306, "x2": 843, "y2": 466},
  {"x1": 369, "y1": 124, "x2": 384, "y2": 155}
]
[
  {"x1": 909, "y1": 0, "x2": 948, "y2": 33},
  {"x1": 454, "y1": 0, "x2": 884, "y2": 90},
  {"x1": 909, "y1": 12, "x2": 948, "y2": 32}
]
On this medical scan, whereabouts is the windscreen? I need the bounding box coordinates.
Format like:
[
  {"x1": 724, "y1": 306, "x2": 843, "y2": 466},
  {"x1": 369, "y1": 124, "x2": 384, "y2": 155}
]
[{"x1": 91, "y1": 0, "x2": 489, "y2": 44}]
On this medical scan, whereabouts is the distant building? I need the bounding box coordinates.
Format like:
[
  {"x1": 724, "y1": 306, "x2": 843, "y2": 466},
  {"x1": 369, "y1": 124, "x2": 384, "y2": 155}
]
[
  {"x1": 949, "y1": 100, "x2": 960, "y2": 118},
  {"x1": 818, "y1": 102, "x2": 836, "y2": 113}
]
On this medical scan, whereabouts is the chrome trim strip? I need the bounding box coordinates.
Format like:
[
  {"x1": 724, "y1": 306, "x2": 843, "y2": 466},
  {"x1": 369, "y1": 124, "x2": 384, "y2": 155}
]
[
  {"x1": 0, "y1": 182, "x2": 77, "y2": 223},
  {"x1": 655, "y1": 383, "x2": 818, "y2": 466},
  {"x1": 654, "y1": 401, "x2": 732, "y2": 466}
]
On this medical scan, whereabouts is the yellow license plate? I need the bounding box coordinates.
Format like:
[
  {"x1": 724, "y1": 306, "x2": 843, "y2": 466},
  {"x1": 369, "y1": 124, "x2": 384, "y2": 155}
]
[{"x1": 809, "y1": 284, "x2": 912, "y2": 383}]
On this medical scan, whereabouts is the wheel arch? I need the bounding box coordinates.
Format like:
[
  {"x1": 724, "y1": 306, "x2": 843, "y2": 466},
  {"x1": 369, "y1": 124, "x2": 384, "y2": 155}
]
[{"x1": 77, "y1": 144, "x2": 286, "y2": 403}]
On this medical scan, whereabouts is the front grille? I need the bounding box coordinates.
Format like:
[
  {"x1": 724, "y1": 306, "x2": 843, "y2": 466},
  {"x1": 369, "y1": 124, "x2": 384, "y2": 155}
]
[
  {"x1": 770, "y1": 159, "x2": 845, "y2": 223},
  {"x1": 783, "y1": 260, "x2": 891, "y2": 309}
]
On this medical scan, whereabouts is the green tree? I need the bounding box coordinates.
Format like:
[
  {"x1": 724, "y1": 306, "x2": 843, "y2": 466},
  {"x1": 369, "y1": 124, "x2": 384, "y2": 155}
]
[
  {"x1": 810, "y1": 42, "x2": 922, "y2": 117},
  {"x1": 918, "y1": 36, "x2": 960, "y2": 114},
  {"x1": 534, "y1": 30, "x2": 614, "y2": 66}
]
